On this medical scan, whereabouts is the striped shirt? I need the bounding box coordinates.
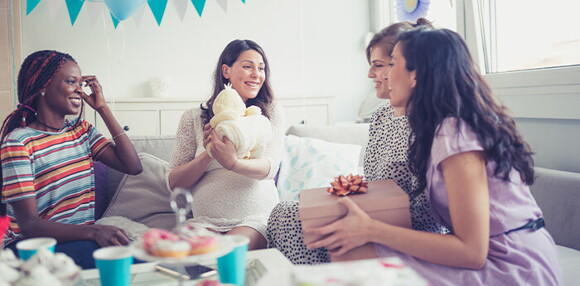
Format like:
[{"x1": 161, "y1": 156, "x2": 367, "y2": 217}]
[{"x1": 1, "y1": 119, "x2": 111, "y2": 246}]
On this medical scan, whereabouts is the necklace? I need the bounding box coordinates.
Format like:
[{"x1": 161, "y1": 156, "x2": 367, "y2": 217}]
[{"x1": 35, "y1": 118, "x2": 65, "y2": 131}]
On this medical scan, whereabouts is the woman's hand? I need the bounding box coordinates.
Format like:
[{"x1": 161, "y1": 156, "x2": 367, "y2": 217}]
[
  {"x1": 203, "y1": 123, "x2": 213, "y2": 150},
  {"x1": 304, "y1": 197, "x2": 374, "y2": 256},
  {"x1": 90, "y1": 225, "x2": 131, "y2": 247},
  {"x1": 81, "y1": 75, "x2": 107, "y2": 112},
  {"x1": 208, "y1": 128, "x2": 238, "y2": 170}
]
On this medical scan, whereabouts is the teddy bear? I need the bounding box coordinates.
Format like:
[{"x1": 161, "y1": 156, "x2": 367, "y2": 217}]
[{"x1": 206, "y1": 83, "x2": 272, "y2": 159}]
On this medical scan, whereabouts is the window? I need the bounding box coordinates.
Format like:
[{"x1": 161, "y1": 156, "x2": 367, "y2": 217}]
[{"x1": 481, "y1": 0, "x2": 580, "y2": 73}]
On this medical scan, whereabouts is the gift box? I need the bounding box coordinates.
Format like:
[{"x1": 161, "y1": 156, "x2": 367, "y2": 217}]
[{"x1": 299, "y1": 180, "x2": 411, "y2": 261}]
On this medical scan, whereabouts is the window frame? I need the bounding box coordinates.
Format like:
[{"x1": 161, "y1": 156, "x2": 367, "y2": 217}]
[
  {"x1": 463, "y1": 0, "x2": 580, "y2": 120},
  {"x1": 376, "y1": 0, "x2": 580, "y2": 120}
]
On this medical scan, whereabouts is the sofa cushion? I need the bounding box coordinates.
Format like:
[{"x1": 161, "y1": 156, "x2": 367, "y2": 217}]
[
  {"x1": 102, "y1": 152, "x2": 177, "y2": 230},
  {"x1": 530, "y1": 167, "x2": 580, "y2": 251},
  {"x1": 277, "y1": 135, "x2": 361, "y2": 201},
  {"x1": 557, "y1": 245, "x2": 580, "y2": 286},
  {"x1": 105, "y1": 135, "x2": 177, "y2": 198},
  {"x1": 286, "y1": 124, "x2": 370, "y2": 167}
]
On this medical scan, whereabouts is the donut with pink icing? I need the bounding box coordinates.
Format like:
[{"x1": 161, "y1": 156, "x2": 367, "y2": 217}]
[
  {"x1": 185, "y1": 235, "x2": 218, "y2": 255},
  {"x1": 142, "y1": 229, "x2": 190, "y2": 258}
]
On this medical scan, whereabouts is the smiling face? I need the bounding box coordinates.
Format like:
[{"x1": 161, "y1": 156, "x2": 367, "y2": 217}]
[
  {"x1": 387, "y1": 43, "x2": 416, "y2": 111},
  {"x1": 222, "y1": 49, "x2": 265, "y2": 102},
  {"x1": 368, "y1": 44, "x2": 393, "y2": 99},
  {"x1": 40, "y1": 60, "x2": 84, "y2": 117}
]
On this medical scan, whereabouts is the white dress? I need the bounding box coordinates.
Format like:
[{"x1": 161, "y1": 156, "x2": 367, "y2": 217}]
[{"x1": 168, "y1": 102, "x2": 285, "y2": 238}]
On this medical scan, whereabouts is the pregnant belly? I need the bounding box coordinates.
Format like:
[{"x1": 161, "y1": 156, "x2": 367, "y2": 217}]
[{"x1": 190, "y1": 170, "x2": 278, "y2": 219}]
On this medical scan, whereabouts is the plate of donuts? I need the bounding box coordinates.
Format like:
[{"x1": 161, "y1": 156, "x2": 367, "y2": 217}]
[{"x1": 130, "y1": 228, "x2": 234, "y2": 265}]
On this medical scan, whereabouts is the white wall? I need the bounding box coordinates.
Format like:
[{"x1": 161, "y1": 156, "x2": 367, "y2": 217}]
[{"x1": 20, "y1": 0, "x2": 371, "y2": 123}]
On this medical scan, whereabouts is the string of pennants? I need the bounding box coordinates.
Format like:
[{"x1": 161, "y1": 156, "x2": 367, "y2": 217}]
[{"x1": 25, "y1": 0, "x2": 247, "y2": 27}]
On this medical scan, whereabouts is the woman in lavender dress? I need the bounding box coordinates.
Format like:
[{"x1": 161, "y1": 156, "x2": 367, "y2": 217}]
[
  {"x1": 266, "y1": 19, "x2": 448, "y2": 265},
  {"x1": 305, "y1": 28, "x2": 562, "y2": 285}
]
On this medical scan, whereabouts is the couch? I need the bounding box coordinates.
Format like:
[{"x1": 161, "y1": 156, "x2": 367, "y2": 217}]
[{"x1": 97, "y1": 124, "x2": 580, "y2": 285}]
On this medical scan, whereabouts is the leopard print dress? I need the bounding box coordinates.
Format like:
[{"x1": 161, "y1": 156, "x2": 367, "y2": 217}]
[{"x1": 267, "y1": 103, "x2": 448, "y2": 265}]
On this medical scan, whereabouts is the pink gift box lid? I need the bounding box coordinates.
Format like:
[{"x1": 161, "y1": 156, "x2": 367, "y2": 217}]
[{"x1": 299, "y1": 180, "x2": 409, "y2": 220}]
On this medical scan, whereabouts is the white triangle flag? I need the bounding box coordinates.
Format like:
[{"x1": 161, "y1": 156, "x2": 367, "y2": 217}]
[
  {"x1": 45, "y1": 0, "x2": 64, "y2": 21},
  {"x1": 85, "y1": 1, "x2": 101, "y2": 27},
  {"x1": 132, "y1": 3, "x2": 147, "y2": 26},
  {"x1": 215, "y1": 0, "x2": 228, "y2": 12},
  {"x1": 174, "y1": 0, "x2": 188, "y2": 22}
]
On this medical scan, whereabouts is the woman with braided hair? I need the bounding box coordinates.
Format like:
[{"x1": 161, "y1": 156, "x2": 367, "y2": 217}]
[{"x1": 1, "y1": 50, "x2": 142, "y2": 268}]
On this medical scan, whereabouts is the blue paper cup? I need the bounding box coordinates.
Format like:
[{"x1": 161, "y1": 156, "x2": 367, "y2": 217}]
[
  {"x1": 93, "y1": 246, "x2": 133, "y2": 286},
  {"x1": 217, "y1": 235, "x2": 250, "y2": 286},
  {"x1": 16, "y1": 237, "x2": 56, "y2": 261}
]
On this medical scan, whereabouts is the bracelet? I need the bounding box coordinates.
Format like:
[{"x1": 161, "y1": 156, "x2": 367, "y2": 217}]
[
  {"x1": 112, "y1": 131, "x2": 126, "y2": 140},
  {"x1": 227, "y1": 159, "x2": 238, "y2": 171}
]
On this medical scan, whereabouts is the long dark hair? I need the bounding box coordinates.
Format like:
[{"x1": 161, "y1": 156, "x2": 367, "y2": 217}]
[
  {"x1": 201, "y1": 39, "x2": 274, "y2": 124},
  {"x1": 0, "y1": 50, "x2": 81, "y2": 215},
  {"x1": 398, "y1": 28, "x2": 535, "y2": 196}
]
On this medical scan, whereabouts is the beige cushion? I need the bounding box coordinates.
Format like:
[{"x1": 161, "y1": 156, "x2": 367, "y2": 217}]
[{"x1": 102, "y1": 153, "x2": 177, "y2": 230}]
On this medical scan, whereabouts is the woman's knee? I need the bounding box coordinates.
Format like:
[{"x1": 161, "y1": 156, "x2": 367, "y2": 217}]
[{"x1": 227, "y1": 226, "x2": 267, "y2": 250}]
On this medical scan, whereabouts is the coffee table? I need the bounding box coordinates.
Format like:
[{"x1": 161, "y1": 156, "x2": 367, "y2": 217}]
[{"x1": 81, "y1": 248, "x2": 292, "y2": 286}]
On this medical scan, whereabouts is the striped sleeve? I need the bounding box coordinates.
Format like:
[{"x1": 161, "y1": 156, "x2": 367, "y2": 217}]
[
  {"x1": 1, "y1": 139, "x2": 36, "y2": 202},
  {"x1": 82, "y1": 120, "x2": 112, "y2": 159}
]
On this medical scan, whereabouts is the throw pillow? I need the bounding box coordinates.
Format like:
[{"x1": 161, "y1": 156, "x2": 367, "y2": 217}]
[
  {"x1": 277, "y1": 135, "x2": 362, "y2": 201},
  {"x1": 102, "y1": 153, "x2": 177, "y2": 230}
]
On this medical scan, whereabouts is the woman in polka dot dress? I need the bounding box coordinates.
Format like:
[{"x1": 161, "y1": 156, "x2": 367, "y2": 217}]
[{"x1": 267, "y1": 19, "x2": 448, "y2": 265}]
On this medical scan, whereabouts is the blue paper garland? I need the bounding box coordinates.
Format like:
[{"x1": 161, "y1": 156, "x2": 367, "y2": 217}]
[
  {"x1": 147, "y1": 0, "x2": 168, "y2": 26},
  {"x1": 64, "y1": 0, "x2": 84, "y2": 25},
  {"x1": 191, "y1": 0, "x2": 206, "y2": 17},
  {"x1": 25, "y1": 0, "x2": 247, "y2": 26}
]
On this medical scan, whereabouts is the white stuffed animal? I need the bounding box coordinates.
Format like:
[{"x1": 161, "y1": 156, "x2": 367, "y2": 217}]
[{"x1": 207, "y1": 84, "x2": 272, "y2": 159}]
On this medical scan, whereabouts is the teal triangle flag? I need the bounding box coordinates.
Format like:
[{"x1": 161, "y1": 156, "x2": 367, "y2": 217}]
[
  {"x1": 65, "y1": 0, "x2": 84, "y2": 25},
  {"x1": 26, "y1": 0, "x2": 42, "y2": 15},
  {"x1": 111, "y1": 13, "x2": 120, "y2": 28},
  {"x1": 241, "y1": 0, "x2": 246, "y2": 3},
  {"x1": 148, "y1": 0, "x2": 168, "y2": 26},
  {"x1": 191, "y1": 0, "x2": 206, "y2": 17}
]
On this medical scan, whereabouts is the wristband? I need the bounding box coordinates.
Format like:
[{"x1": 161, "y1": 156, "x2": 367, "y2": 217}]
[
  {"x1": 112, "y1": 131, "x2": 126, "y2": 140},
  {"x1": 227, "y1": 159, "x2": 238, "y2": 171}
]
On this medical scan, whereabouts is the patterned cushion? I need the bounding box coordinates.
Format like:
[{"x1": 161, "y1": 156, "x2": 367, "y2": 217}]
[{"x1": 276, "y1": 135, "x2": 361, "y2": 201}]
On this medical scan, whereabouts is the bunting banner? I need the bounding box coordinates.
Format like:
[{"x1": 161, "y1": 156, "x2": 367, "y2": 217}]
[
  {"x1": 191, "y1": 0, "x2": 205, "y2": 17},
  {"x1": 25, "y1": 0, "x2": 247, "y2": 27},
  {"x1": 173, "y1": 0, "x2": 189, "y2": 22},
  {"x1": 147, "y1": 0, "x2": 168, "y2": 26},
  {"x1": 85, "y1": 1, "x2": 101, "y2": 26},
  {"x1": 26, "y1": 0, "x2": 42, "y2": 15},
  {"x1": 111, "y1": 13, "x2": 120, "y2": 28},
  {"x1": 132, "y1": 3, "x2": 147, "y2": 26},
  {"x1": 215, "y1": 0, "x2": 227, "y2": 12},
  {"x1": 64, "y1": 0, "x2": 84, "y2": 25},
  {"x1": 45, "y1": 0, "x2": 64, "y2": 21}
]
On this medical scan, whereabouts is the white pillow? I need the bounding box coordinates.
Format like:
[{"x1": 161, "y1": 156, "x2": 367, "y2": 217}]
[
  {"x1": 277, "y1": 135, "x2": 362, "y2": 201},
  {"x1": 102, "y1": 153, "x2": 177, "y2": 230}
]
